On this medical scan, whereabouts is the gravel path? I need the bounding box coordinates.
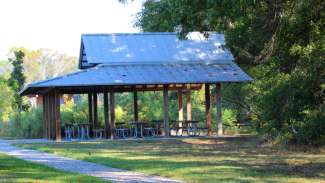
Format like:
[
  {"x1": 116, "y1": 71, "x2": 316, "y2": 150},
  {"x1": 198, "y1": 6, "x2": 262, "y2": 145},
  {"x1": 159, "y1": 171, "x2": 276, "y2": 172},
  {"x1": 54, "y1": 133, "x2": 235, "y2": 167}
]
[{"x1": 0, "y1": 139, "x2": 183, "y2": 183}]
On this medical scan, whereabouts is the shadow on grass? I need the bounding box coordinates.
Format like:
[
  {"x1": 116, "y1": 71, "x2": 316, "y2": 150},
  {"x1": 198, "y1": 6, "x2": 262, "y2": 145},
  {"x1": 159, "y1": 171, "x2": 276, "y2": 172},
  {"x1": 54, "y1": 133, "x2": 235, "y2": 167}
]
[
  {"x1": 0, "y1": 153, "x2": 106, "y2": 183},
  {"x1": 17, "y1": 136, "x2": 325, "y2": 183},
  {"x1": 82, "y1": 153, "x2": 324, "y2": 181}
]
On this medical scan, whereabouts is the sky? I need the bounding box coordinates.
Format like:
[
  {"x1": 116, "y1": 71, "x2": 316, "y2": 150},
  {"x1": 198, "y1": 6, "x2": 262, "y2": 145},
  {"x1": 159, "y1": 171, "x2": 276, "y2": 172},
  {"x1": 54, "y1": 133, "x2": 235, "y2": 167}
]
[{"x1": 0, "y1": 0, "x2": 143, "y2": 60}]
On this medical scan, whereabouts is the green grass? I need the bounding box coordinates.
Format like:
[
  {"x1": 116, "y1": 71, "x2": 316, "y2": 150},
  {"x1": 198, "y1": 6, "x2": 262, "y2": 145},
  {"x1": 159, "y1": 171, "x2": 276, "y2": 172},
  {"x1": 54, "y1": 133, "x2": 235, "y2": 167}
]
[
  {"x1": 17, "y1": 136, "x2": 325, "y2": 183},
  {"x1": 0, "y1": 153, "x2": 107, "y2": 183}
]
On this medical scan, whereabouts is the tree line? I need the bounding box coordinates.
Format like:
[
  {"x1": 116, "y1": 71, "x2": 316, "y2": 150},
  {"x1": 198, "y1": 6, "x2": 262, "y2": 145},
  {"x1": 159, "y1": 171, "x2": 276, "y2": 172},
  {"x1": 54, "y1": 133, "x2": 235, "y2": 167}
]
[
  {"x1": 135, "y1": 0, "x2": 324, "y2": 145},
  {"x1": 0, "y1": 48, "x2": 77, "y2": 137}
]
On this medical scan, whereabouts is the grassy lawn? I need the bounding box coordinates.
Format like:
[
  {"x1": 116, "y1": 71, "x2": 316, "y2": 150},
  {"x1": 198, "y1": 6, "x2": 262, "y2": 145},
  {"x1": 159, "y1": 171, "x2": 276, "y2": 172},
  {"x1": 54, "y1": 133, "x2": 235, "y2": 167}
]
[
  {"x1": 0, "y1": 153, "x2": 107, "y2": 183},
  {"x1": 17, "y1": 136, "x2": 325, "y2": 183}
]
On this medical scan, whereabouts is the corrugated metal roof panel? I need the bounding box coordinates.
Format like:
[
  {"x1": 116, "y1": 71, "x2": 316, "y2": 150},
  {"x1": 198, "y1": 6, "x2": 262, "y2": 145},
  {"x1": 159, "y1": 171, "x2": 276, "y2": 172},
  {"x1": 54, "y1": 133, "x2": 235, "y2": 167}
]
[
  {"x1": 24, "y1": 63, "x2": 252, "y2": 90},
  {"x1": 80, "y1": 32, "x2": 233, "y2": 67}
]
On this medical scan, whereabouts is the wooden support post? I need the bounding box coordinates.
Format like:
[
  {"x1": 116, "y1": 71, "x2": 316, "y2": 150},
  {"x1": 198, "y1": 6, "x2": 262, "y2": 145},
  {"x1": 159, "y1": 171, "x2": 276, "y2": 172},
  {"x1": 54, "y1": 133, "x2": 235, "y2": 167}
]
[
  {"x1": 50, "y1": 92, "x2": 55, "y2": 140},
  {"x1": 54, "y1": 91, "x2": 61, "y2": 141},
  {"x1": 205, "y1": 84, "x2": 212, "y2": 136},
  {"x1": 177, "y1": 90, "x2": 183, "y2": 135},
  {"x1": 178, "y1": 90, "x2": 183, "y2": 121},
  {"x1": 109, "y1": 92, "x2": 115, "y2": 139},
  {"x1": 104, "y1": 93, "x2": 110, "y2": 138},
  {"x1": 88, "y1": 93, "x2": 93, "y2": 125},
  {"x1": 216, "y1": 83, "x2": 223, "y2": 136},
  {"x1": 133, "y1": 92, "x2": 138, "y2": 121},
  {"x1": 46, "y1": 94, "x2": 50, "y2": 139},
  {"x1": 163, "y1": 85, "x2": 169, "y2": 136},
  {"x1": 45, "y1": 91, "x2": 61, "y2": 141},
  {"x1": 93, "y1": 93, "x2": 98, "y2": 128},
  {"x1": 186, "y1": 91, "x2": 192, "y2": 121},
  {"x1": 48, "y1": 93, "x2": 53, "y2": 140},
  {"x1": 42, "y1": 95, "x2": 47, "y2": 139}
]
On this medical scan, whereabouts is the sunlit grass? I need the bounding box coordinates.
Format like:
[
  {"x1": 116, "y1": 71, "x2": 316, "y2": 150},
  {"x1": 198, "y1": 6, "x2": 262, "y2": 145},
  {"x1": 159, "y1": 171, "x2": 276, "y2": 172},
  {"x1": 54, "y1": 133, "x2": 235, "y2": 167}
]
[
  {"x1": 0, "y1": 153, "x2": 108, "y2": 182},
  {"x1": 17, "y1": 136, "x2": 325, "y2": 183}
]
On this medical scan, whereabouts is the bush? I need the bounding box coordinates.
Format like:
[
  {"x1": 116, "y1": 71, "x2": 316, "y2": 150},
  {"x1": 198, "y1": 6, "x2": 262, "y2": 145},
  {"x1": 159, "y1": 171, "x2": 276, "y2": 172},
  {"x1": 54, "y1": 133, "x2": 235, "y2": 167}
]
[
  {"x1": 8, "y1": 108, "x2": 43, "y2": 138},
  {"x1": 254, "y1": 68, "x2": 325, "y2": 145},
  {"x1": 60, "y1": 99, "x2": 88, "y2": 125}
]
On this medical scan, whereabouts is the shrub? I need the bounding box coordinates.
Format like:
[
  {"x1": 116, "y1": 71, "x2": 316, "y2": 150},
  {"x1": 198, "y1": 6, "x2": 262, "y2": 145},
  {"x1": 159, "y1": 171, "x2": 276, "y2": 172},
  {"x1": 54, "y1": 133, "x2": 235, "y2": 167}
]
[
  {"x1": 61, "y1": 99, "x2": 88, "y2": 124},
  {"x1": 8, "y1": 108, "x2": 43, "y2": 138}
]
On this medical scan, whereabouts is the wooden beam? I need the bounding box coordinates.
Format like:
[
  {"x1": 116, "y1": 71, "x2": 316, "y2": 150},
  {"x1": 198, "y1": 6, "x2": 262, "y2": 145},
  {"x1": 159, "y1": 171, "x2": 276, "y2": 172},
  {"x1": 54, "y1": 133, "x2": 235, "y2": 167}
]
[
  {"x1": 104, "y1": 93, "x2": 110, "y2": 138},
  {"x1": 163, "y1": 85, "x2": 169, "y2": 136},
  {"x1": 55, "y1": 84, "x2": 203, "y2": 94},
  {"x1": 133, "y1": 92, "x2": 138, "y2": 121},
  {"x1": 88, "y1": 93, "x2": 93, "y2": 125},
  {"x1": 205, "y1": 84, "x2": 212, "y2": 136},
  {"x1": 93, "y1": 93, "x2": 98, "y2": 128},
  {"x1": 109, "y1": 92, "x2": 116, "y2": 139},
  {"x1": 216, "y1": 83, "x2": 223, "y2": 136},
  {"x1": 186, "y1": 91, "x2": 192, "y2": 121}
]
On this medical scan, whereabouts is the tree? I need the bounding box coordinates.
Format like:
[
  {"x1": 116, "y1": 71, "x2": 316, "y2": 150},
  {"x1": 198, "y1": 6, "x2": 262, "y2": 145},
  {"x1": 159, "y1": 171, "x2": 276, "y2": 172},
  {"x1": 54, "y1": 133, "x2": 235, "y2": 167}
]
[
  {"x1": 10, "y1": 47, "x2": 77, "y2": 83},
  {"x1": 136, "y1": 0, "x2": 325, "y2": 145},
  {"x1": 8, "y1": 50, "x2": 26, "y2": 111}
]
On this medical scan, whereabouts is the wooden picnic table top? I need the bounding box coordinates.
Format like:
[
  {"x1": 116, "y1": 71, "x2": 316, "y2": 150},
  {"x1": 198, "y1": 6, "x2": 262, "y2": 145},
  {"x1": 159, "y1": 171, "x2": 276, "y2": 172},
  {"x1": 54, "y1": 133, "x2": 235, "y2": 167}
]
[
  {"x1": 64, "y1": 123, "x2": 74, "y2": 127},
  {"x1": 116, "y1": 122, "x2": 126, "y2": 125},
  {"x1": 171, "y1": 120, "x2": 199, "y2": 123},
  {"x1": 150, "y1": 120, "x2": 164, "y2": 123},
  {"x1": 150, "y1": 120, "x2": 199, "y2": 123},
  {"x1": 77, "y1": 123, "x2": 91, "y2": 126},
  {"x1": 129, "y1": 121, "x2": 147, "y2": 125}
]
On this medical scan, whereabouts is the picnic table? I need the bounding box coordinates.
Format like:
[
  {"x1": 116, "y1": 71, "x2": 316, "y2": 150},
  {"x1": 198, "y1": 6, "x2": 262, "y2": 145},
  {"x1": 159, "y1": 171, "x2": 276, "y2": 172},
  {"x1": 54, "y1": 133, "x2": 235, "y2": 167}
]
[
  {"x1": 64, "y1": 123, "x2": 74, "y2": 140},
  {"x1": 77, "y1": 123, "x2": 90, "y2": 139},
  {"x1": 115, "y1": 122, "x2": 127, "y2": 138},
  {"x1": 151, "y1": 120, "x2": 164, "y2": 135},
  {"x1": 130, "y1": 121, "x2": 147, "y2": 138},
  {"x1": 171, "y1": 120, "x2": 200, "y2": 136},
  {"x1": 149, "y1": 120, "x2": 201, "y2": 136},
  {"x1": 184, "y1": 120, "x2": 199, "y2": 136},
  {"x1": 92, "y1": 128, "x2": 104, "y2": 139}
]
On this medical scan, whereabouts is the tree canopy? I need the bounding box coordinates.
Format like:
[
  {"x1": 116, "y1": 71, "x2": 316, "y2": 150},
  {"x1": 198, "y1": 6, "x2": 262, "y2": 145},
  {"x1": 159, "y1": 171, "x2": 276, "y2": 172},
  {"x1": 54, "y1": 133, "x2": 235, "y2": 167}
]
[
  {"x1": 136, "y1": 0, "x2": 325, "y2": 145},
  {"x1": 10, "y1": 47, "x2": 77, "y2": 83}
]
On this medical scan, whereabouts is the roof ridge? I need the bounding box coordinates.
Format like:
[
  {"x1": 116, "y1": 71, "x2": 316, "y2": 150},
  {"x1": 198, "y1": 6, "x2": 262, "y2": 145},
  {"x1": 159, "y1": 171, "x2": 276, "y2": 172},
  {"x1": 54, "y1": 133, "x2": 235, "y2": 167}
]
[
  {"x1": 81, "y1": 32, "x2": 224, "y2": 37},
  {"x1": 82, "y1": 32, "x2": 179, "y2": 36}
]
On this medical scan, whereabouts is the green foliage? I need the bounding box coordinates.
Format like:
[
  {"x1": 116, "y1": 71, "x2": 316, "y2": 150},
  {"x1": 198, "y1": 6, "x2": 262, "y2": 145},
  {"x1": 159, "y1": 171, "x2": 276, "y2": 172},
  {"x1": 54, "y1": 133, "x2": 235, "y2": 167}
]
[
  {"x1": 136, "y1": 0, "x2": 325, "y2": 145},
  {"x1": 0, "y1": 76, "x2": 13, "y2": 124},
  {"x1": 8, "y1": 108, "x2": 43, "y2": 138},
  {"x1": 8, "y1": 50, "x2": 26, "y2": 110},
  {"x1": 0, "y1": 60, "x2": 12, "y2": 76},
  {"x1": 222, "y1": 109, "x2": 236, "y2": 126},
  {"x1": 0, "y1": 48, "x2": 77, "y2": 138},
  {"x1": 60, "y1": 97, "x2": 88, "y2": 124}
]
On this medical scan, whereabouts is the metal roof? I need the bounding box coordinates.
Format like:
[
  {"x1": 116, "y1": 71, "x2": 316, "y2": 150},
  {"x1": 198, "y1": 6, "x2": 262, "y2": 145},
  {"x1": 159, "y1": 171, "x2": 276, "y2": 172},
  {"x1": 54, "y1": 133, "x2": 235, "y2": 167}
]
[
  {"x1": 20, "y1": 62, "x2": 252, "y2": 95},
  {"x1": 79, "y1": 32, "x2": 234, "y2": 69},
  {"x1": 20, "y1": 32, "x2": 253, "y2": 95}
]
